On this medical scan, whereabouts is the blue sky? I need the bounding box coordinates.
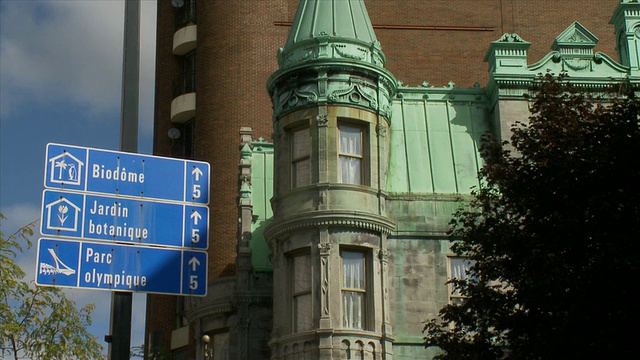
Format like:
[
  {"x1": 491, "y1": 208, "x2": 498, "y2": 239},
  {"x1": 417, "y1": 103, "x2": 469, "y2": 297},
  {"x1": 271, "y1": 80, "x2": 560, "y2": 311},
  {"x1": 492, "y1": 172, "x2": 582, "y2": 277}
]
[{"x1": 1, "y1": 0, "x2": 157, "y2": 354}]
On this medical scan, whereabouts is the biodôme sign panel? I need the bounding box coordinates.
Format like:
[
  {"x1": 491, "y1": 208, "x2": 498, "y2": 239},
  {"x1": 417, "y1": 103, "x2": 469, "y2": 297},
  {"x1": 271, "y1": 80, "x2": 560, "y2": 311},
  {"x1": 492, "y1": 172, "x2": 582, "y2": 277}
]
[{"x1": 44, "y1": 143, "x2": 210, "y2": 204}]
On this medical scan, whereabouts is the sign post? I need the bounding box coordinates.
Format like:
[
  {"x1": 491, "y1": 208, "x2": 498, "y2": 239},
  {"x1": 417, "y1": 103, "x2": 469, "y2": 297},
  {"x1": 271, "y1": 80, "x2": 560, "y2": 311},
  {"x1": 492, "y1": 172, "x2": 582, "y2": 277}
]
[{"x1": 38, "y1": 140, "x2": 211, "y2": 359}]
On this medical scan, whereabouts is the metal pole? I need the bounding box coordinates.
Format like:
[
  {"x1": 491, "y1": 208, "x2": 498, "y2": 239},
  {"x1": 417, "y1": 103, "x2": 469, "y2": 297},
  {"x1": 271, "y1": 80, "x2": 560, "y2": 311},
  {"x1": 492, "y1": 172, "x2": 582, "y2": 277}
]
[
  {"x1": 120, "y1": 0, "x2": 140, "y2": 153},
  {"x1": 109, "y1": 0, "x2": 139, "y2": 359}
]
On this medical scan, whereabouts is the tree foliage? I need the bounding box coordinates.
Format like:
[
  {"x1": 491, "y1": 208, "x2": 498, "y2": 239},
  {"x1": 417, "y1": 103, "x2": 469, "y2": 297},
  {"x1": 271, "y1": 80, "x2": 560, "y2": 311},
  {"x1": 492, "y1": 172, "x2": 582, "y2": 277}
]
[
  {"x1": 0, "y1": 213, "x2": 105, "y2": 360},
  {"x1": 130, "y1": 344, "x2": 174, "y2": 360},
  {"x1": 423, "y1": 74, "x2": 640, "y2": 359}
]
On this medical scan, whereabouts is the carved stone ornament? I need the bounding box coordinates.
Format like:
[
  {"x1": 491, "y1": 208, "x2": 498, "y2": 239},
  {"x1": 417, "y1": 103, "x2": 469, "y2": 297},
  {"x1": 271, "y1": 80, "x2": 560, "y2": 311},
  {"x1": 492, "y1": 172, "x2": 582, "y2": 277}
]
[
  {"x1": 280, "y1": 88, "x2": 319, "y2": 110},
  {"x1": 318, "y1": 242, "x2": 332, "y2": 255},
  {"x1": 379, "y1": 249, "x2": 390, "y2": 262},
  {"x1": 328, "y1": 83, "x2": 377, "y2": 108},
  {"x1": 563, "y1": 58, "x2": 591, "y2": 71},
  {"x1": 332, "y1": 43, "x2": 368, "y2": 61},
  {"x1": 376, "y1": 123, "x2": 387, "y2": 137},
  {"x1": 316, "y1": 114, "x2": 329, "y2": 127},
  {"x1": 497, "y1": 33, "x2": 525, "y2": 43},
  {"x1": 321, "y1": 256, "x2": 330, "y2": 315}
]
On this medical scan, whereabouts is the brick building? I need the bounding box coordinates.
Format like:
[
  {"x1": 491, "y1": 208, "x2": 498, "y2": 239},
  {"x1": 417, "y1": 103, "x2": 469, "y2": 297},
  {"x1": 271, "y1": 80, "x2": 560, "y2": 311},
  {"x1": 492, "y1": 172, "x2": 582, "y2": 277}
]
[{"x1": 146, "y1": 0, "x2": 633, "y2": 359}]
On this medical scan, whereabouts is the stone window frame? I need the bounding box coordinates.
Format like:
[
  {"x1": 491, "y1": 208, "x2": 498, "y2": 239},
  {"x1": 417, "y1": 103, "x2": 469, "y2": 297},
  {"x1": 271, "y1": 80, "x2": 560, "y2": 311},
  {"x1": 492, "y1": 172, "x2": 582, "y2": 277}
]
[
  {"x1": 290, "y1": 125, "x2": 311, "y2": 188},
  {"x1": 337, "y1": 119, "x2": 368, "y2": 185},
  {"x1": 290, "y1": 250, "x2": 313, "y2": 332},
  {"x1": 340, "y1": 247, "x2": 371, "y2": 330}
]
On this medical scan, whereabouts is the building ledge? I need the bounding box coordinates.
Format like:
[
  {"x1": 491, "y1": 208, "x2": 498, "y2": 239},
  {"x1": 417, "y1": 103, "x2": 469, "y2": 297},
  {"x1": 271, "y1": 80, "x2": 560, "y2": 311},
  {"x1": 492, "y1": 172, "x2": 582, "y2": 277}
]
[
  {"x1": 170, "y1": 326, "x2": 189, "y2": 350},
  {"x1": 171, "y1": 92, "x2": 196, "y2": 123},
  {"x1": 173, "y1": 24, "x2": 197, "y2": 56}
]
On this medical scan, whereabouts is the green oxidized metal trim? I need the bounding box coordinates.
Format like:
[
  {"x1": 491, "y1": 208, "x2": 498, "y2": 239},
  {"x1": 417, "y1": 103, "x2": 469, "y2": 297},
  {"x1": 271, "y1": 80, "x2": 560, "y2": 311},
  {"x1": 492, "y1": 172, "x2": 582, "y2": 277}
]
[
  {"x1": 268, "y1": 64, "x2": 396, "y2": 121},
  {"x1": 268, "y1": 0, "x2": 397, "y2": 121},
  {"x1": 484, "y1": 21, "x2": 634, "y2": 107}
]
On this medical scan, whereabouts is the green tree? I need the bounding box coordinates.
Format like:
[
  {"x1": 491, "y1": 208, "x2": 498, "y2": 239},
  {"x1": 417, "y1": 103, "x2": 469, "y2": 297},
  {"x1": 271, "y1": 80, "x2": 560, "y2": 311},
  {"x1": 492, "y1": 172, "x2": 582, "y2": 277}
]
[
  {"x1": 0, "y1": 213, "x2": 105, "y2": 360},
  {"x1": 423, "y1": 75, "x2": 640, "y2": 359},
  {"x1": 130, "y1": 343, "x2": 175, "y2": 360}
]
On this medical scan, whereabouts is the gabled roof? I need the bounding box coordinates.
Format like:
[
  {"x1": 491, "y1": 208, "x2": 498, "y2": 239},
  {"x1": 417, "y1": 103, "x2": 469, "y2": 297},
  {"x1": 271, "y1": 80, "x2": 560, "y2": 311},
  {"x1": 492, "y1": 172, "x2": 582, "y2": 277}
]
[{"x1": 552, "y1": 21, "x2": 598, "y2": 56}]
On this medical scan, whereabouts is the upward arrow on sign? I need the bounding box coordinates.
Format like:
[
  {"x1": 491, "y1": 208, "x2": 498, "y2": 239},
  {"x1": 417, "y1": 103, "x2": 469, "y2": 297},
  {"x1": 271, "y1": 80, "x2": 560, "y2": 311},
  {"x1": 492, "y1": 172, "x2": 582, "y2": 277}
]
[
  {"x1": 190, "y1": 210, "x2": 202, "y2": 225},
  {"x1": 188, "y1": 256, "x2": 201, "y2": 271},
  {"x1": 192, "y1": 167, "x2": 203, "y2": 181}
]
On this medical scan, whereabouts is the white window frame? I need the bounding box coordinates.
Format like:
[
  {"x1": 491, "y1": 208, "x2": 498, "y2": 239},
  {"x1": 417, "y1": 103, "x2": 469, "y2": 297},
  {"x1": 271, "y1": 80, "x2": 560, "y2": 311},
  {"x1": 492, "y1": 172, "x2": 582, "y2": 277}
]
[
  {"x1": 341, "y1": 249, "x2": 367, "y2": 330},
  {"x1": 338, "y1": 123, "x2": 364, "y2": 185}
]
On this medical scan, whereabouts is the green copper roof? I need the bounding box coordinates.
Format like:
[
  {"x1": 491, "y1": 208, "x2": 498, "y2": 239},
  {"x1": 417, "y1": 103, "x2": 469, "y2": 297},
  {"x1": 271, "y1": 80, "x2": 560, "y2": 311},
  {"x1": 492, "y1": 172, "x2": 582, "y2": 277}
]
[
  {"x1": 286, "y1": 0, "x2": 376, "y2": 46},
  {"x1": 277, "y1": 0, "x2": 386, "y2": 69}
]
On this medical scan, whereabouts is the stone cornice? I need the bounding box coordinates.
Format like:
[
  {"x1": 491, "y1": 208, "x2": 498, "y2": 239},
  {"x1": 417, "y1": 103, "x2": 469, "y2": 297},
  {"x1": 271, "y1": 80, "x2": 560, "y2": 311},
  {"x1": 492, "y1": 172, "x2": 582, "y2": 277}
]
[
  {"x1": 395, "y1": 83, "x2": 487, "y2": 103},
  {"x1": 186, "y1": 300, "x2": 235, "y2": 324},
  {"x1": 386, "y1": 192, "x2": 472, "y2": 202},
  {"x1": 265, "y1": 210, "x2": 396, "y2": 240}
]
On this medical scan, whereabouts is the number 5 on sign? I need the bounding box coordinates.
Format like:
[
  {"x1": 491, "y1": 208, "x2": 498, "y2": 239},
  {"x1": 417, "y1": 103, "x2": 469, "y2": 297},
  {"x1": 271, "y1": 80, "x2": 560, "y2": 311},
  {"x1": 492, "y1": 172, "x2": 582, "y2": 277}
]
[
  {"x1": 184, "y1": 205, "x2": 208, "y2": 249},
  {"x1": 186, "y1": 162, "x2": 209, "y2": 204},
  {"x1": 183, "y1": 251, "x2": 207, "y2": 296}
]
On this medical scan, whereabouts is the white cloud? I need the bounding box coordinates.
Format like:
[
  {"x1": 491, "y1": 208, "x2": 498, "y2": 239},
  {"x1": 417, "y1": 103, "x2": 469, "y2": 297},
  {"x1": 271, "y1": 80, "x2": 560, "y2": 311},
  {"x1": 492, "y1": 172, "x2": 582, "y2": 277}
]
[
  {"x1": 0, "y1": 0, "x2": 156, "y2": 143},
  {"x1": 1, "y1": 1, "x2": 123, "y2": 115},
  {"x1": 1, "y1": 202, "x2": 40, "y2": 237}
]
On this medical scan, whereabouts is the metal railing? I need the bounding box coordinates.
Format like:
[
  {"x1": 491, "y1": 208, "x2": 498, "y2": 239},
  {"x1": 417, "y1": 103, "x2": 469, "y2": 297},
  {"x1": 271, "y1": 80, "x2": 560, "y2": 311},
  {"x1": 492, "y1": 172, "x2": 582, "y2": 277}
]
[
  {"x1": 173, "y1": 70, "x2": 196, "y2": 97},
  {"x1": 175, "y1": 0, "x2": 196, "y2": 29}
]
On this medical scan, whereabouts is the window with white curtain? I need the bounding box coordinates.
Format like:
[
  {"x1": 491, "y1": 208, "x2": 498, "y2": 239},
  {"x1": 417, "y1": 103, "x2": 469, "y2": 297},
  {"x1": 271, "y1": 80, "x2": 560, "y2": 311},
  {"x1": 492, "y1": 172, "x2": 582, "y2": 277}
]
[
  {"x1": 342, "y1": 250, "x2": 366, "y2": 329},
  {"x1": 338, "y1": 123, "x2": 363, "y2": 184},
  {"x1": 291, "y1": 126, "x2": 311, "y2": 188},
  {"x1": 448, "y1": 256, "x2": 475, "y2": 305},
  {"x1": 292, "y1": 253, "x2": 312, "y2": 332}
]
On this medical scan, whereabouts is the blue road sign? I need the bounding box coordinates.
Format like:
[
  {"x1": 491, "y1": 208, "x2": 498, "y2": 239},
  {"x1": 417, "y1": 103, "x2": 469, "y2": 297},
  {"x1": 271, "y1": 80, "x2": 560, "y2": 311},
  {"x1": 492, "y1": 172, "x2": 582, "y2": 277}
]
[
  {"x1": 40, "y1": 190, "x2": 209, "y2": 249},
  {"x1": 44, "y1": 143, "x2": 210, "y2": 204},
  {"x1": 35, "y1": 237, "x2": 207, "y2": 296}
]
